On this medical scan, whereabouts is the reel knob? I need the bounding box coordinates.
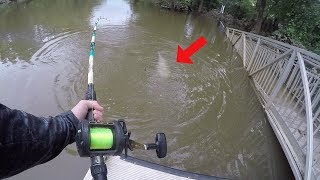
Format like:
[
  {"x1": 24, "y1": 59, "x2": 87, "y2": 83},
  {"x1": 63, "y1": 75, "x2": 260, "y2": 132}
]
[
  {"x1": 155, "y1": 133, "x2": 167, "y2": 158},
  {"x1": 144, "y1": 133, "x2": 167, "y2": 158}
]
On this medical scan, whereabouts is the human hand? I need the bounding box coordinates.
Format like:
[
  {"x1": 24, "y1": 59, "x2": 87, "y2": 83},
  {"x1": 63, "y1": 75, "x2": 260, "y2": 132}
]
[{"x1": 71, "y1": 100, "x2": 104, "y2": 122}]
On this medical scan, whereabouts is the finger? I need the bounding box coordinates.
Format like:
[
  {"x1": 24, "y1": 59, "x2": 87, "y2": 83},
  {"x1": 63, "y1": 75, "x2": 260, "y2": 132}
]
[
  {"x1": 93, "y1": 110, "x2": 103, "y2": 121},
  {"x1": 84, "y1": 101, "x2": 104, "y2": 111},
  {"x1": 91, "y1": 101, "x2": 104, "y2": 111},
  {"x1": 93, "y1": 111, "x2": 103, "y2": 120}
]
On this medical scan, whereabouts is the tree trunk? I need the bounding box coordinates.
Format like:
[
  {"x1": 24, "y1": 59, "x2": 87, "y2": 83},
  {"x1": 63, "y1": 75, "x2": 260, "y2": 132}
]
[
  {"x1": 170, "y1": 0, "x2": 174, "y2": 10},
  {"x1": 254, "y1": 0, "x2": 267, "y2": 33},
  {"x1": 198, "y1": 0, "x2": 204, "y2": 13}
]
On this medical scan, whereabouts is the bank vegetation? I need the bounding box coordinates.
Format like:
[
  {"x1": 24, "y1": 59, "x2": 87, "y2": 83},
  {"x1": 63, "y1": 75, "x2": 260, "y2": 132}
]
[{"x1": 152, "y1": 0, "x2": 320, "y2": 54}]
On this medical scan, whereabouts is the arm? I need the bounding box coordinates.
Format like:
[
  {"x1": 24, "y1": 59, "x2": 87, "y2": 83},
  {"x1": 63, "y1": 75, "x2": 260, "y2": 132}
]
[{"x1": 0, "y1": 100, "x2": 103, "y2": 178}]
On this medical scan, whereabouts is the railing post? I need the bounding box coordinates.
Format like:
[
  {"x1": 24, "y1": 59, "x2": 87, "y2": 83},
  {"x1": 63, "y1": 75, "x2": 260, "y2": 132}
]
[
  {"x1": 247, "y1": 38, "x2": 261, "y2": 72},
  {"x1": 230, "y1": 30, "x2": 235, "y2": 42},
  {"x1": 243, "y1": 33, "x2": 246, "y2": 67},
  {"x1": 297, "y1": 52, "x2": 314, "y2": 180},
  {"x1": 266, "y1": 50, "x2": 296, "y2": 108},
  {"x1": 226, "y1": 28, "x2": 229, "y2": 38}
]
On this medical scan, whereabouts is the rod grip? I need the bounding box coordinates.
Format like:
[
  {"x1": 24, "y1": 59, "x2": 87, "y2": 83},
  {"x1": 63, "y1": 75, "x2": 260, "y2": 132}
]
[
  {"x1": 85, "y1": 84, "x2": 96, "y2": 101},
  {"x1": 91, "y1": 165, "x2": 107, "y2": 180},
  {"x1": 86, "y1": 109, "x2": 95, "y2": 122},
  {"x1": 92, "y1": 173, "x2": 107, "y2": 180},
  {"x1": 85, "y1": 83, "x2": 97, "y2": 122}
]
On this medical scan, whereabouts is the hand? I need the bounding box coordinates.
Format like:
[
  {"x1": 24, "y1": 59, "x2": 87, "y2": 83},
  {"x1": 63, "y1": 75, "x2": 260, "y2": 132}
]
[{"x1": 71, "y1": 100, "x2": 104, "y2": 122}]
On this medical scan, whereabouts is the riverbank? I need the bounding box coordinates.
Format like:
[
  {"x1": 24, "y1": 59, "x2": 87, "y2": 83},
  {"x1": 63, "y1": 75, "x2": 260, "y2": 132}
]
[
  {"x1": 204, "y1": 9, "x2": 253, "y2": 32},
  {"x1": 203, "y1": 9, "x2": 305, "y2": 48},
  {"x1": 0, "y1": 0, "x2": 8, "y2": 5},
  {"x1": 149, "y1": 0, "x2": 307, "y2": 51},
  {"x1": 0, "y1": 0, "x2": 14, "y2": 5},
  {"x1": 0, "y1": 0, "x2": 29, "y2": 6}
]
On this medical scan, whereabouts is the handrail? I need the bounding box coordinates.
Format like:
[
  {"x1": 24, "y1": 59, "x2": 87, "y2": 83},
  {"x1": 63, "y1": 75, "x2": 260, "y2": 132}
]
[
  {"x1": 249, "y1": 49, "x2": 293, "y2": 76},
  {"x1": 297, "y1": 52, "x2": 314, "y2": 180},
  {"x1": 226, "y1": 27, "x2": 320, "y2": 180},
  {"x1": 227, "y1": 28, "x2": 320, "y2": 63}
]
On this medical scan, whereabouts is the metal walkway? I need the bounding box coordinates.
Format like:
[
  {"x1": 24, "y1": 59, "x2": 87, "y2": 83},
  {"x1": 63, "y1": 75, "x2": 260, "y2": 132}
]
[
  {"x1": 83, "y1": 156, "x2": 224, "y2": 180},
  {"x1": 226, "y1": 28, "x2": 320, "y2": 180}
]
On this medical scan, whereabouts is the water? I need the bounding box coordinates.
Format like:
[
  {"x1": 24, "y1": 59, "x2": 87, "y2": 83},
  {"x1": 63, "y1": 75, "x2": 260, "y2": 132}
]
[{"x1": 0, "y1": 0, "x2": 294, "y2": 179}]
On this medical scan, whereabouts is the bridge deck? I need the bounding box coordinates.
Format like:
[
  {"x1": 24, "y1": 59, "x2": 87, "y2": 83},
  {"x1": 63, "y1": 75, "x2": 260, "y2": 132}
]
[{"x1": 83, "y1": 156, "x2": 223, "y2": 180}]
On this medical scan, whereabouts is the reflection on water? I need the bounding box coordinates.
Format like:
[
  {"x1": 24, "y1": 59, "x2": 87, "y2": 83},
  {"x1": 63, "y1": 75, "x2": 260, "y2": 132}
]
[
  {"x1": 90, "y1": 0, "x2": 134, "y2": 26},
  {"x1": 184, "y1": 14, "x2": 194, "y2": 39},
  {"x1": 157, "y1": 51, "x2": 170, "y2": 79},
  {"x1": 0, "y1": 0, "x2": 293, "y2": 179}
]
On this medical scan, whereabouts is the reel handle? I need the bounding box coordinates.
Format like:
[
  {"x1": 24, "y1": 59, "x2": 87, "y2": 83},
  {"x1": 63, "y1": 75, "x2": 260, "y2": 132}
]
[
  {"x1": 143, "y1": 133, "x2": 167, "y2": 158},
  {"x1": 144, "y1": 143, "x2": 158, "y2": 150}
]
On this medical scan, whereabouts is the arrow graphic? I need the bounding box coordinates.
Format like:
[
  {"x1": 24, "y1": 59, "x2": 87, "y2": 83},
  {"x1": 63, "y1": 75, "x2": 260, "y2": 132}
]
[{"x1": 176, "y1": 36, "x2": 207, "y2": 64}]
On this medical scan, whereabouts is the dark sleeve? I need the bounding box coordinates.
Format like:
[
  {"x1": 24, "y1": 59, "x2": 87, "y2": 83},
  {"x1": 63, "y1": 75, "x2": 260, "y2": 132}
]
[{"x1": 0, "y1": 103, "x2": 80, "y2": 179}]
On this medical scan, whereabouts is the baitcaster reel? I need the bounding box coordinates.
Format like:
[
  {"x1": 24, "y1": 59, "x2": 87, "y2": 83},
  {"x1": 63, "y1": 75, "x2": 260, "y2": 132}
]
[{"x1": 76, "y1": 119, "x2": 167, "y2": 158}]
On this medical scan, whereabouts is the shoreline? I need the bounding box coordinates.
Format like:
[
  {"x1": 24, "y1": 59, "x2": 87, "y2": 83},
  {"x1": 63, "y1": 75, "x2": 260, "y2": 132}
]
[
  {"x1": 0, "y1": 0, "x2": 28, "y2": 6},
  {"x1": 203, "y1": 9, "x2": 306, "y2": 49},
  {"x1": 152, "y1": 1, "x2": 307, "y2": 50},
  {"x1": 0, "y1": 0, "x2": 14, "y2": 5}
]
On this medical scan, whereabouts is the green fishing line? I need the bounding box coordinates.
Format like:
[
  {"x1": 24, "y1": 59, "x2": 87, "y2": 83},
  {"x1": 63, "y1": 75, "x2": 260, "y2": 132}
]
[{"x1": 89, "y1": 127, "x2": 114, "y2": 150}]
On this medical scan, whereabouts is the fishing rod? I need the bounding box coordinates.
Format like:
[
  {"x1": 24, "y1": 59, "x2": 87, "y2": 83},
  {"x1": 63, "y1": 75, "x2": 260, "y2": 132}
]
[{"x1": 75, "y1": 18, "x2": 167, "y2": 180}]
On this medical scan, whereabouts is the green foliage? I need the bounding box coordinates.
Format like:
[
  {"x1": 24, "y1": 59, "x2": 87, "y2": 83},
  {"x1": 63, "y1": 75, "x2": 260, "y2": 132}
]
[
  {"x1": 157, "y1": 0, "x2": 192, "y2": 11},
  {"x1": 224, "y1": 0, "x2": 256, "y2": 19},
  {"x1": 154, "y1": 0, "x2": 320, "y2": 54},
  {"x1": 193, "y1": 0, "x2": 220, "y2": 11},
  {"x1": 268, "y1": 0, "x2": 320, "y2": 53},
  {"x1": 203, "y1": 0, "x2": 220, "y2": 10}
]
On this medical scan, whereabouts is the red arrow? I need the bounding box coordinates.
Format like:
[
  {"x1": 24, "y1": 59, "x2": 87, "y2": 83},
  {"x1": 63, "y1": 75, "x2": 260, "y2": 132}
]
[{"x1": 176, "y1": 36, "x2": 207, "y2": 64}]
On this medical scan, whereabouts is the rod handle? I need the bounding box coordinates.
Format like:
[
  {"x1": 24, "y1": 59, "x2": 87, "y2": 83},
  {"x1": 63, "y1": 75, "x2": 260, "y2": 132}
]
[
  {"x1": 85, "y1": 84, "x2": 96, "y2": 101},
  {"x1": 91, "y1": 156, "x2": 107, "y2": 180},
  {"x1": 85, "y1": 83, "x2": 97, "y2": 122},
  {"x1": 86, "y1": 109, "x2": 95, "y2": 122}
]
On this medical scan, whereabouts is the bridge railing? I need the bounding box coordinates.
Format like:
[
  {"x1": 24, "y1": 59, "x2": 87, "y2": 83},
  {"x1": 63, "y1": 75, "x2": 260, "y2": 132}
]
[{"x1": 226, "y1": 28, "x2": 320, "y2": 180}]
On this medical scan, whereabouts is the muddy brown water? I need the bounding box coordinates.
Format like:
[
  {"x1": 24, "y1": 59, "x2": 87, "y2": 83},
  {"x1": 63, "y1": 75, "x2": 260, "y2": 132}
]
[{"x1": 0, "y1": 0, "x2": 294, "y2": 179}]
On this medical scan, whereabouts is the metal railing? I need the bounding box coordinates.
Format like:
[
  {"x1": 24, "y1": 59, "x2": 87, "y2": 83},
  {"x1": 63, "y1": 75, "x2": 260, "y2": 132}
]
[{"x1": 226, "y1": 28, "x2": 320, "y2": 180}]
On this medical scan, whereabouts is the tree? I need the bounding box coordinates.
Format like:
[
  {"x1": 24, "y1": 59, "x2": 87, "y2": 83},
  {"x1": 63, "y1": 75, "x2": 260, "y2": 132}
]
[
  {"x1": 254, "y1": 0, "x2": 267, "y2": 33},
  {"x1": 198, "y1": 0, "x2": 204, "y2": 12},
  {"x1": 266, "y1": 0, "x2": 320, "y2": 53}
]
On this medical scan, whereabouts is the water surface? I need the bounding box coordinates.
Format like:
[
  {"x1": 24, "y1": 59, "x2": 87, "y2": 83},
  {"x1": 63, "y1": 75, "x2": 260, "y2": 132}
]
[{"x1": 0, "y1": 0, "x2": 293, "y2": 179}]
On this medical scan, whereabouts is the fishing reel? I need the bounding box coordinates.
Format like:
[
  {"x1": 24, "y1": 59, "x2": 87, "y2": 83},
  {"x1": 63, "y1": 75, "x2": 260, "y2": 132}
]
[{"x1": 76, "y1": 119, "x2": 167, "y2": 158}]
